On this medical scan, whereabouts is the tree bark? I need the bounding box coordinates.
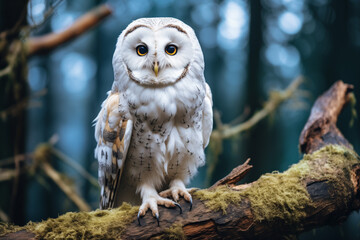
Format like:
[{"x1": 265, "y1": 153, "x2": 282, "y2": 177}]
[{"x1": 1, "y1": 81, "x2": 359, "y2": 238}]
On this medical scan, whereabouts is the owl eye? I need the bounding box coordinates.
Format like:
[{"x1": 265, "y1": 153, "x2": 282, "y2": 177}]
[
  {"x1": 165, "y1": 45, "x2": 177, "y2": 55},
  {"x1": 136, "y1": 45, "x2": 148, "y2": 56}
]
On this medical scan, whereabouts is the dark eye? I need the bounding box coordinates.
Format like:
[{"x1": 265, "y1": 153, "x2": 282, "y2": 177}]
[
  {"x1": 165, "y1": 45, "x2": 177, "y2": 55},
  {"x1": 136, "y1": 45, "x2": 148, "y2": 56}
]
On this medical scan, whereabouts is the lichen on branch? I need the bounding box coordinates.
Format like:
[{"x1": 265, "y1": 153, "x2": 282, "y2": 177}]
[
  {"x1": 0, "y1": 203, "x2": 138, "y2": 240},
  {"x1": 195, "y1": 144, "x2": 359, "y2": 226}
]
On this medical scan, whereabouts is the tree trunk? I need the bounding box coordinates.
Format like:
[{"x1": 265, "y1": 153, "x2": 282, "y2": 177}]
[{"x1": 0, "y1": 0, "x2": 29, "y2": 225}]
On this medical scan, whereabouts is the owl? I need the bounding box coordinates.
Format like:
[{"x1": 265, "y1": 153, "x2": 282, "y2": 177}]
[{"x1": 94, "y1": 17, "x2": 213, "y2": 225}]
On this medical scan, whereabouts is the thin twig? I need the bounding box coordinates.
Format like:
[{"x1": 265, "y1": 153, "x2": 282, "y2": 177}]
[
  {"x1": 0, "y1": 142, "x2": 98, "y2": 189},
  {"x1": 229, "y1": 106, "x2": 251, "y2": 125},
  {"x1": 0, "y1": 89, "x2": 47, "y2": 121},
  {"x1": 0, "y1": 153, "x2": 30, "y2": 167},
  {"x1": 41, "y1": 161, "x2": 91, "y2": 211},
  {"x1": 212, "y1": 76, "x2": 304, "y2": 140},
  {"x1": 51, "y1": 148, "x2": 99, "y2": 189},
  {"x1": 28, "y1": 0, "x2": 64, "y2": 30},
  {"x1": 0, "y1": 40, "x2": 22, "y2": 78},
  {"x1": 27, "y1": 4, "x2": 112, "y2": 56},
  {"x1": 213, "y1": 109, "x2": 224, "y2": 130}
]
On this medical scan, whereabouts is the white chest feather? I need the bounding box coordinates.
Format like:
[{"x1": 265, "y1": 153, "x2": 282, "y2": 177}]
[{"x1": 119, "y1": 77, "x2": 206, "y2": 189}]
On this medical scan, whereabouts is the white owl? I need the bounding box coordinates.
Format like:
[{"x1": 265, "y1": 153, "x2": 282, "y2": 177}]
[{"x1": 94, "y1": 17, "x2": 213, "y2": 225}]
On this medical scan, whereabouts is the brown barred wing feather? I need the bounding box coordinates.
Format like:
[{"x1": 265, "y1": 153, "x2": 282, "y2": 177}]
[{"x1": 94, "y1": 92, "x2": 133, "y2": 209}]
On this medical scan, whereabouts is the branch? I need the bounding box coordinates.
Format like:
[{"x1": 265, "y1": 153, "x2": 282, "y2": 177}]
[
  {"x1": 0, "y1": 142, "x2": 95, "y2": 211},
  {"x1": 209, "y1": 158, "x2": 252, "y2": 190},
  {"x1": 51, "y1": 147, "x2": 99, "y2": 189},
  {"x1": 41, "y1": 161, "x2": 91, "y2": 212},
  {"x1": 27, "y1": 4, "x2": 112, "y2": 56},
  {"x1": 28, "y1": 0, "x2": 63, "y2": 30},
  {"x1": 299, "y1": 81, "x2": 354, "y2": 154},
  {"x1": 33, "y1": 144, "x2": 91, "y2": 212},
  {"x1": 207, "y1": 76, "x2": 304, "y2": 184},
  {"x1": 211, "y1": 76, "x2": 304, "y2": 141},
  {"x1": 0, "y1": 89, "x2": 46, "y2": 121},
  {"x1": 1, "y1": 80, "x2": 359, "y2": 239}
]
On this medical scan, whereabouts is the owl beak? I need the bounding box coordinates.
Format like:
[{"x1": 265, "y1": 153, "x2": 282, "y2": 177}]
[{"x1": 153, "y1": 61, "x2": 159, "y2": 77}]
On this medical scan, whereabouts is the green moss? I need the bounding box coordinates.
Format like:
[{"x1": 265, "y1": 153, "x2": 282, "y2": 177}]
[
  {"x1": 26, "y1": 203, "x2": 138, "y2": 240},
  {"x1": 0, "y1": 222, "x2": 25, "y2": 236},
  {"x1": 302, "y1": 144, "x2": 359, "y2": 202},
  {"x1": 153, "y1": 223, "x2": 186, "y2": 240},
  {"x1": 2, "y1": 145, "x2": 358, "y2": 238},
  {"x1": 195, "y1": 145, "x2": 359, "y2": 225},
  {"x1": 194, "y1": 186, "x2": 242, "y2": 214}
]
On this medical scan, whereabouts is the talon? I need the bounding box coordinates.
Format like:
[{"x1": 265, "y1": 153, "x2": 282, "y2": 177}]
[
  {"x1": 137, "y1": 212, "x2": 141, "y2": 226},
  {"x1": 189, "y1": 198, "x2": 193, "y2": 211},
  {"x1": 174, "y1": 202, "x2": 182, "y2": 214},
  {"x1": 155, "y1": 213, "x2": 160, "y2": 227}
]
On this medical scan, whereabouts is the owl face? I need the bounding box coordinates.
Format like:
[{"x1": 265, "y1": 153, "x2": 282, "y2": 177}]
[{"x1": 113, "y1": 18, "x2": 203, "y2": 87}]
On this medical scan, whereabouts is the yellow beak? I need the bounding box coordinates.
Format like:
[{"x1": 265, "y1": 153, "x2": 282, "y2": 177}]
[{"x1": 154, "y1": 61, "x2": 159, "y2": 77}]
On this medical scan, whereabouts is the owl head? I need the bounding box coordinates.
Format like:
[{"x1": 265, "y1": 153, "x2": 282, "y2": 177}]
[{"x1": 112, "y1": 18, "x2": 204, "y2": 87}]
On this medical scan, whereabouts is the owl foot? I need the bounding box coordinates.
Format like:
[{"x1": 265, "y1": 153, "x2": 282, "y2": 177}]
[
  {"x1": 159, "y1": 186, "x2": 193, "y2": 211},
  {"x1": 137, "y1": 196, "x2": 182, "y2": 226}
]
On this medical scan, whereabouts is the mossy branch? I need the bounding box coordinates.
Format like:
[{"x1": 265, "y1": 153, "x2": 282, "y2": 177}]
[{"x1": 2, "y1": 81, "x2": 359, "y2": 239}]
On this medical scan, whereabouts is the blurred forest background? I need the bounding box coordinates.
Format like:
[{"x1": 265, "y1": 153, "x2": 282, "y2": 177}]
[{"x1": 0, "y1": 0, "x2": 359, "y2": 239}]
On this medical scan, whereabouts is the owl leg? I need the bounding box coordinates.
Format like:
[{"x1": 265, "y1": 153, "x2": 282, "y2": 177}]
[
  {"x1": 159, "y1": 179, "x2": 193, "y2": 211},
  {"x1": 137, "y1": 184, "x2": 182, "y2": 226}
]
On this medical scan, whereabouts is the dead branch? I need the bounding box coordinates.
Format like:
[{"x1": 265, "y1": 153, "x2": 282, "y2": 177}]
[
  {"x1": 27, "y1": 4, "x2": 112, "y2": 56},
  {"x1": 299, "y1": 81, "x2": 354, "y2": 154},
  {"x1": 209, "y1": 158, "x2": 252, "y2": 190},
  {"x1": 211, "y1": 76, "x2": 304, "y2": 141},
  {"x1": 41, "y1": 161, "x2": 91, "y2": 212},
  {"x1": 2, "y1": 81, "x2": 359, "y2": 240},
  {"x1": 33, "y1": 144, "x2": 91, "y2": 211},
  {"x1": 0, "y1": 142, "x2": 95, "y2": 211},
  {"x1": 207, "y1": 76, "x2": 304, "y2": 184},
  {"x1": 0, "y1": 89, "x2": 46, "y2": 121},
  {"x1": 28, "y1": 0, "x2": 64, "y2": 30},
  {"x1": 50, "y1": 147, "x2": 99, "y2": 188}
]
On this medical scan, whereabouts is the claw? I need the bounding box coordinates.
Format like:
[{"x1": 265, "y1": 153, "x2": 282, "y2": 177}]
[
  {"x1": 189, "y1": 198, "x2": 193, "y2": 211},
  {"x1": 155, "y1": 213, "x2": 160, "y2": 227},
  {"x1": 137, "y1": 212, "x2": 141, "y2": 226},
  {"x1": 174, "y1": 202, "x2": 182, "y2": 214}
]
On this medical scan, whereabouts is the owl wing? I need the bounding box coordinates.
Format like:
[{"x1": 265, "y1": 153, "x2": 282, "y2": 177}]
[
  {"x1": 94, "y1": 91, "x2": 133, "y2": 209},
  {"x1": 202, "y1": 83, "x2": 213, "y2": 148}
]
